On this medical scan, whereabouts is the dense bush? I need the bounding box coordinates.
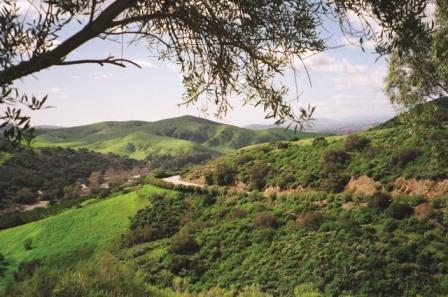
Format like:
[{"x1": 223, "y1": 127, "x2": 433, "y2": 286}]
[
  {"x1": 169, "y1": 232, "x2": 201, "y2": 255},
  {"x1": 344, "y1": 135, "x2": 370, "y2": 151},
  {"x1": 128, "y1": 193, "x2": 188, "y2": 245},
  {"x1": 389, "y1": 147, "x2": 421, "y2": 168},
  {"x1": 321, "y1": 149, "x2": 351, "y2": 173},
  {"x1": 205, "y1": 162, "x2": 235, "y2": 186},
  {"x1": 23, "y1": 238, "x2": 33, "y2": 250},
  {"x1": 296, "y1": 211, "x2": 323, "y2": 228},
  {"x1": 248, "y1": 161, "x2": 270, "y2": 191},
  {"x1": 320, "y1": 173, "x2": 350, "y2": 193},
  {"x1": 147, "y1": 152, "x2": 214, "y2": 172},
  {"x1": 253, "y1": 211, "x2": 280, "y2": 229},
  {"x1": 312, "y1": 137, "x2": 328, "y2": 148},
  {"x1": 127, "y1": 225, "x2": 158, "y2": 246},
  {"x1": 14, "y1": 188, "x2": 36, "y2": 204},
  {"x1": 13, "y1": 259, "x2": 41, "y2": 282},
  {"x1": 367, "y1": 192, "x2": 392, "y2": 209},
  {"x1": 387, "y1": 203, "x2": 414, "y2": 219}
]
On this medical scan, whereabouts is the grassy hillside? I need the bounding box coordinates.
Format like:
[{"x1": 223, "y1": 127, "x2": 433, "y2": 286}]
[
  {"x1": 0, "y1": 184, "x2": 165, "y2": 288},
  {"x1": 32, "y1": 116, "x2": 322, "y2": 170}
]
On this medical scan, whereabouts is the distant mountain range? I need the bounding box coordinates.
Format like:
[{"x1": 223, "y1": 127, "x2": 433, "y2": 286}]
[
  {"x1": 245, "y1": 116, "x2": 393, "y2": 134},
  {"x1": 32, "y1": 115, "x2": 322, "y2": 170}
]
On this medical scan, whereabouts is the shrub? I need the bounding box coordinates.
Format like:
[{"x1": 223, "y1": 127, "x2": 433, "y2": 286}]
[
  {"x1": 382, "y1": 218, "x2": 398, "y2": 232},
  {"x1": 126, "y1": 142, "x2": 136, "y2": 153},
  {"x1": 253, "y1": 211, "x2": 280, "y2": 229},
  {"x1": 248, "y1": 161, "x2": 270, "y2": 190},
  {"x1": 387, "y1": 203, "x2": 414, "y2": 219},
  {"x1": 256, "y1": 228, "x2": 276, "y2": 243},
  {"x1": 169, "y1": 255, "x2": 191, "y2": 274},
  {"x1": 129, "y1": 193, "x2": 188, "y2": 242},
  {"x1": 416, "y1": 249, "x2": 436, "y2": 266},
  {"x1": 126, "y1": 226, "x2": 158, "y2": 246},
  {"x1": 14, "y1": 188, "x2": 36, "y2": 204},
  {"x1": 320, "y1": 173, "x2": 350, "y2": 193},
  {"x1": 297, "y1": 211, "x2": 323, "y2": 228},
  {"x1": 321, "y1": 149, "x2": 350, "y2": 173},
  {"x1": 23, "y1": 238, "x2": 33, "y2": 250},
  {"x1": 13, "y1": 259, "x2": 41, "y2": 281},
  {"x1": 312, "y1": 137, "x2": 328, "y2": 148},
  {"x1": 344, "y1": 135, "x2": 370, "y2": 151},
  {"x1": 389, "y1": 148, "x2": 421, "y2": 168},
  {"x1": 213, "y1": 162, "x2": 235, "y2": 186},
  {"x1": 169, "y1": 232, "x2": 201, "y2": 255},
  {"x1": 367, "y1": 192, "x2": 392, "y2": 209}
]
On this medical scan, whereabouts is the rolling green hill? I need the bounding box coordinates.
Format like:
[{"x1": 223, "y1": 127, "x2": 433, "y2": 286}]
[
  {"x1": 0, "y1": 184, "x2": 166, "y2": 289},
  {"x1": 186, "y1": 118, "x2": 448, "y2": 194},
  {"x1": 32, "y1": 116, "x2": 322, "y2": 170}
]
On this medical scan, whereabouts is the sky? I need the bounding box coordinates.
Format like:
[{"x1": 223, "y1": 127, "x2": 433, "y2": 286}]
[{"x1": 9, "y1": 2, "x2": 399, "y2": 128}]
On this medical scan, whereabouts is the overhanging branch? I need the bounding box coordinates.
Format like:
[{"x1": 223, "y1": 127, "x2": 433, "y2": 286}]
[{"x1": 56, "y1": 57, "x2": 142, "y2": 68}]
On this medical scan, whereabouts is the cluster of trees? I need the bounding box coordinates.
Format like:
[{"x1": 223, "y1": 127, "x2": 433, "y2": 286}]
[
  {"x1": 147, "y1": 152, "x2": 215, "y2": 174},
  {"x1": 0, "y1": 141, "x2": 144, "y2": 211}
]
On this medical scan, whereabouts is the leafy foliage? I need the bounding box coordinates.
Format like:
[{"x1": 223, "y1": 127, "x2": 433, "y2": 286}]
[
  {"x1": 120, "y1": 187, "x2": 448, "y2": 296},
  {"x1": 0, "y1": 139, "x2": 143, "y2": 211}
]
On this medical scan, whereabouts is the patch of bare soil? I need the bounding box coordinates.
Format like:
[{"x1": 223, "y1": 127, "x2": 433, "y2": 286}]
[
  {"x1": 162, "y1": 175, "x2": 203, "y2": 187},
  {"x1": 345, "y1": 175, "x2": 382, "y2": 196},
  {"x1": 341, "y1": 202, "x2": 355, "y2": 211},
  {"x1": 393, "y1": 178, "x2": 448, "y2": 198},
  {"x1": 414, "y1": 203, "x2": 434, "y2": 221},
  {"x1": 22, "y1": 200, "x2": 50, "y2": 211},
  {"x1": 263, "y1": 186, "x2": 308, "y2": 197}
]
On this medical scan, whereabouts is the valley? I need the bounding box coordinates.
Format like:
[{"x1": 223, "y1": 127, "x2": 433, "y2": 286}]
[{"x1": 1, "y1": 109, "x2": 448, "y2": 296}]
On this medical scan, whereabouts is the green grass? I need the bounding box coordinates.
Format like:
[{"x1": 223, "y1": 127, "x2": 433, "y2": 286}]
[{"x1": 0, "y1": 184, "x2": 165, "y2": 288}]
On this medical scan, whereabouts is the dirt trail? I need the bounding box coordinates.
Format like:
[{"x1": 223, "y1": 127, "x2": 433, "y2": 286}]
[{"x1": 162, "y1": 175, "x2": 203, "y2": 187}]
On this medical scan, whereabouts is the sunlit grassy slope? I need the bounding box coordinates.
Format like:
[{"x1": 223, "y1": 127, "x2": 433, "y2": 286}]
[
  {"x1": 0, "y1": 185, "x2": 165, "y2": 288},
  {"x1": 32, "y1": 115, "x2": 322, "y2": 160}
]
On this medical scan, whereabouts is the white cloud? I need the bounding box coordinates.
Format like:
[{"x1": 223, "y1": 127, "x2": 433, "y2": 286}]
[{"x1": 301, "y1": 52, "x2": 386, "y2": 92}]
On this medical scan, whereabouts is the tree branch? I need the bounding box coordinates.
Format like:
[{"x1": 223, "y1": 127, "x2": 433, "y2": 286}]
[
  {"x1": 55, "y1": 56, "x2": 142, "y2": 68},
  {"x1": 0, "y1": 0, "x2": 137, "y2": 86},
  {"x1": 109, "y1": 12, "x2": 175, "y2": 27}
]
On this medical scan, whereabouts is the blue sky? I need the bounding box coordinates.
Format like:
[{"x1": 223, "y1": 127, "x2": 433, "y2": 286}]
[{"x1": 11, "y1": 3, "x2": 397, "y2": 127}]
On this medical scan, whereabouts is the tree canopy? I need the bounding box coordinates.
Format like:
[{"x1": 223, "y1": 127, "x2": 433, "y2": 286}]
[
  {"x1": 0, "y1": 0, "x2": 432, "y2": 143},
  {"x1": 386, "y1": 0, "x2": 447, "y2": 116}
]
